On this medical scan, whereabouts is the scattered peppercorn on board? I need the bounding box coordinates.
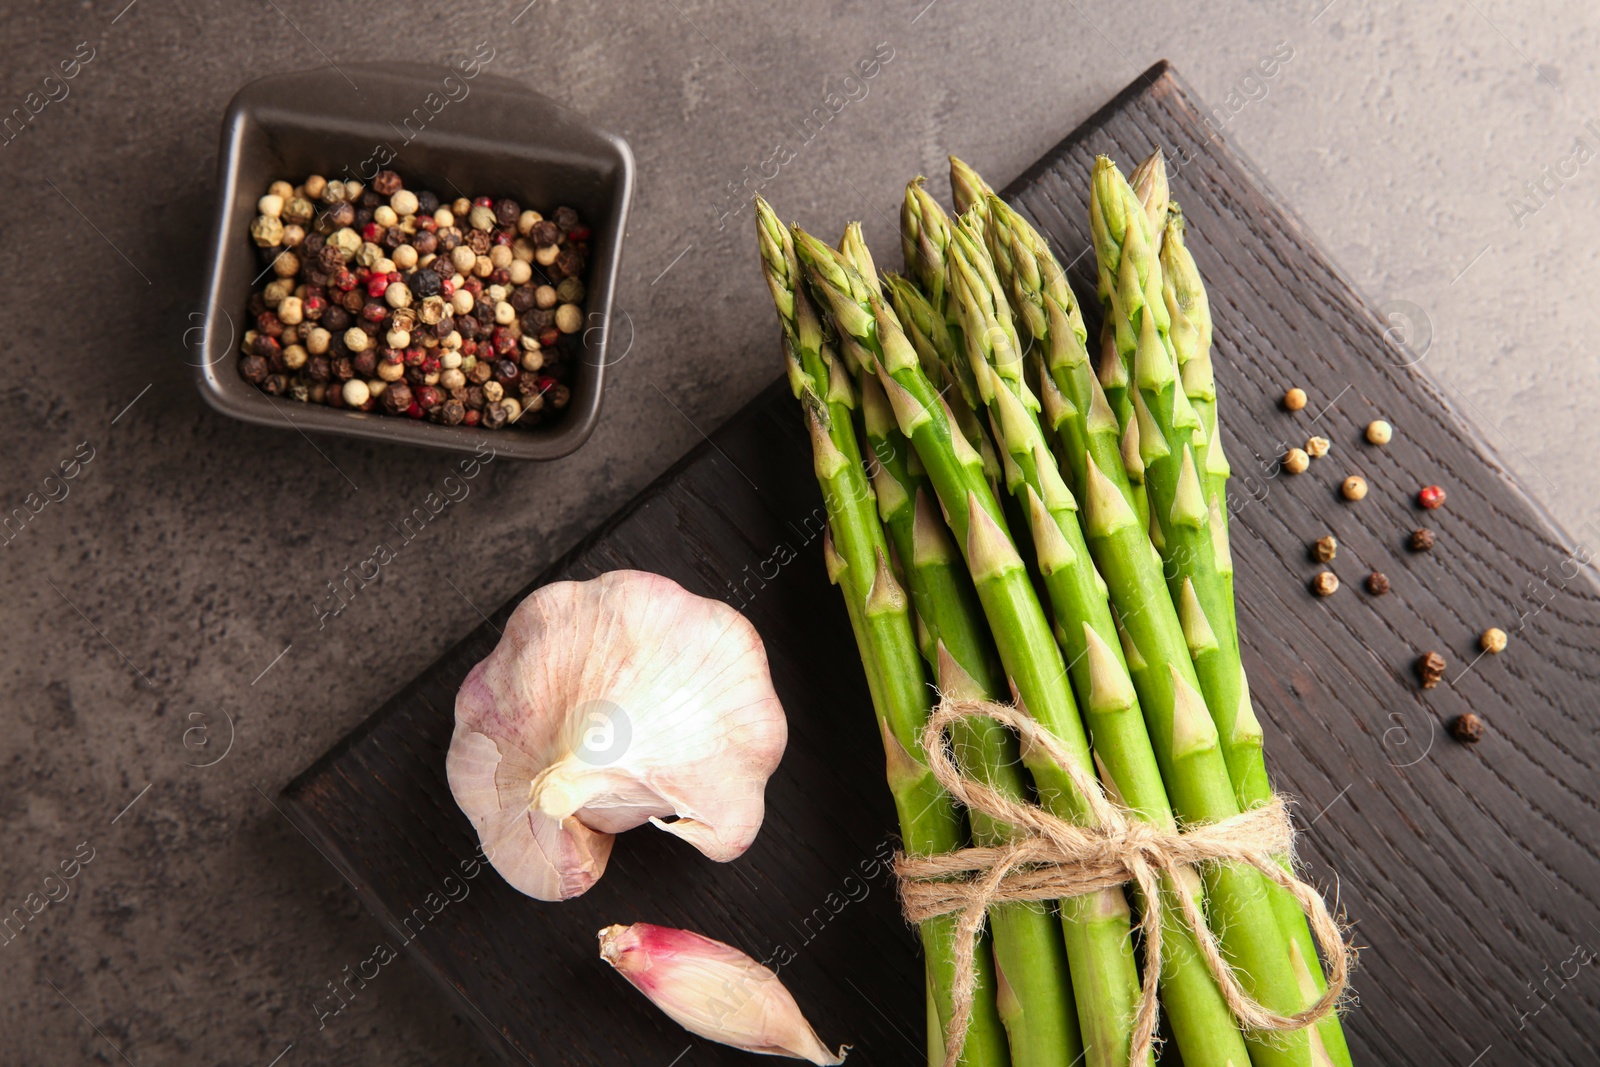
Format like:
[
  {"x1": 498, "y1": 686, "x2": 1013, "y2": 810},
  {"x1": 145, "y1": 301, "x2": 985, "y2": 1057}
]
[{"x1": 282, "y1": 63, "x2": 1600, "y2": 1065}]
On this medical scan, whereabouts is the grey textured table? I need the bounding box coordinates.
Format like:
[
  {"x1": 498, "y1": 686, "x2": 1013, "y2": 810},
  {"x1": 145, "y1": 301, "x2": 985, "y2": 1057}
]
[{"x1": 2, "y1": 2, "x2": 1597, "y2": 1064}]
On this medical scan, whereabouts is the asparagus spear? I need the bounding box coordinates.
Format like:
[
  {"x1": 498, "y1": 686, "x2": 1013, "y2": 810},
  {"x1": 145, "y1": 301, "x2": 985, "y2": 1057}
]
[
  {"x1": 794, "y1": 225, "x2": 1147, "y2": 1067},
  {"x1": 944, "y1": 210, "x2": 1254, "y2": 1067},
  {"x1": 1095, "y1": 158, "x2": 1349, "y2": 1067},
  {"x1": 840, "y1": 225, "x2": 1085, "y2": 1067},
  {"x1": 756, "y1": 201, "x2": 1011, "y2": 1067},
  {"x1": 950, "y1": 155, "x2": 996, "y2": 216},
  {"x1": 1156, "y1": 188, "x2": 1352, "y2": 1067}
]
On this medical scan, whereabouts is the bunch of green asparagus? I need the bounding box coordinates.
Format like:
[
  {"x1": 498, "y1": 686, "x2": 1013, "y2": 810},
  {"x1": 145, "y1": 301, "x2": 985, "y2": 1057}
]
[{"x1": 754, "y1": 151, "x2": 1350, "y2": 1067}]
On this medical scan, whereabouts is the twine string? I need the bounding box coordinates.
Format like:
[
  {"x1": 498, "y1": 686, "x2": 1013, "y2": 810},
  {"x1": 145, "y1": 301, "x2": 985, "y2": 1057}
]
[{"x1": 896, "y1": 697, "x2": 1353, "y2": 1067}]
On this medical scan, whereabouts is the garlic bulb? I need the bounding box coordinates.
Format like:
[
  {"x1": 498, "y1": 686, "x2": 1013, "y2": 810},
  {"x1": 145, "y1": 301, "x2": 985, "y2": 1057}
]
[
  {"x1": 447, "y1": 570, "x2": 787, "y2": 901},
  {"x1": 599, "y1": 923, "x2": 847, "y2": 1064}
]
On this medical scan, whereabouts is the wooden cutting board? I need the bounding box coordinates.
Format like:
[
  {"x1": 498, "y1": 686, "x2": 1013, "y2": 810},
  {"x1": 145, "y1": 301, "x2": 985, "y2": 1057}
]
[{"x1": 283, "y1": 62, "x2": 1600, "y2": 1066}]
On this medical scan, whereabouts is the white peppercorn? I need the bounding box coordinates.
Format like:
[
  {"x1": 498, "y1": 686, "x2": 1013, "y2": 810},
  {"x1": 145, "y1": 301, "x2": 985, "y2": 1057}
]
[
  {"x1": 272, "y1": 252, "x2": 300, "y2": 278},
  {"x1": 555, "y1": 303, "x2": 583, "y2": 333},
  {"x1": 344, "y1": 328, "x2": 370, "y2": 353},
  {"x1": 452, "y1": 197, "x2": 472, "y2": 216},
  {"x1": 535, "y1": 244, "x2": 560, "y2": 266},
  {"x1": 500, "y1": 397, "x2": 523, "y2": 423},
  {"x1": 440, "y1": 367, "x2": 466, "y2": 390},
  {"x1": 281, "y1": 224, "x2": 305, "y2": 247},
  {"x1": 306, "y1": 327, "x2": 331, "y2": 355},
  {"x1": 385, "y1": 282, "x2": 413, "y2": 309},
  {"x1": 482, "y1": 380, "x2": 504, "y2": 403},
  {"x1": 521, "y1": 348, "x2": 544, "y2": 372},
  {"x1": 268, "y1": 179, "x2": 294, "y2": 201},
  {"x1": 278, "y1": 295, "x2": 304, "y2": 325},
  {"x1": 374, "y1": 205, "x2": 398, "y2": 228},
  {"x1": 556, "y1": 277, "x2": 585, "y2": 303},
  {"x1": 451, "y1": 290, "x2": 474, "y2": 315},
  {"x1": 441, "y1": 350, "x2": 463, "y2": 370},
  {"x1": 512, "y1": 237, "x2": 536, "y2": 263},
  {"x1": 434, "y1": 207, "x2": 455, "y2": 228},
  {"x1": 520, "y1": 333, "x2": 541, "y2": 352},
  {"x1": 250, "y1": 214, "x2": 284, "y2": 247},
  {"x1": 391, "y1": 189, "x2": 419, "y2": 217},
  {"x1": 450, "y1": 246, "x2": 477, "y2": 275},
  {"x1": 489, "y1": 244, "x2": 513, "y2": 270},
  {"x1": 258, "y1": 194, "x2": 284, "y2": 218},
  {"x1": 517, "y1": 209, "x2": 542, "y2": 235},
  {"x1": 342, "y1": 379, "x2": 371, "y2": 407},
  {"x1": 393, "y1": 245, "x2": 418, "y2": 270},
  {"x1": 373, "y1": 257, "x2": 396, "y2": 276},
  {"x1": 367, "y1": 378, "x2": 387, "y2": 398},
  {"x1": 1366, "y1": 420, "x2": 1393, "y2": 445},
  {"x1": 329, "y1": 228, "x2": 362, "y2": 260},
  {"x1": 343, "y1": 181, "x2": 364, "y2": 202},
  {"x1": 443, "y1": 330, "x2": 463, "y2": 350},
  {"x1": 304, "y1": 174, "x2": 327, "y2": 200},
  {"x1": 377, "y1": 360, "x2": 405, "y2": 382},
  {"x1": 284, "y1": 196, "x2": 315, "y2": 224},
  {"x1": 386, "y1": 327, "x2": 411, "y2": 349},
  {"x1": 469, "y1": 204, "x2": 496, "y2": 231},
  {"x1": 263, "y1": 279, "x2": 292, "y2": 306},
  {"x1": 509, "y1": 260, "x2": 533, "y2": 285},
  {"x1": 494, "y1": 300, "x2": 516, "y2": 325},
  {"x1": 535, "y1": 285, "x2": 558, "y2": 309},
  {"x1": 320, "y1": 180, "x2": 347, "y2": 205},
  {"x1": 486, "y1": 283, "x2": 508, "y2": 305},
  {"x1": 473, "y1": 254, "x2": 493, "y2": 278},
  {"x1": 283, "y1": 343, "x2": 308, "y2": 370}
]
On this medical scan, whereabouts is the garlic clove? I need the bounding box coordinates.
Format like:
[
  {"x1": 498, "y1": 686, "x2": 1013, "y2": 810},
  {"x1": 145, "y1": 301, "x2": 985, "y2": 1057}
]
[
  {"x1": 447, "y1": 570, "x2": 787, "y2": 901},
  {"x1": 599, "y1": 923, "x2": 848, "y2": 1064}
]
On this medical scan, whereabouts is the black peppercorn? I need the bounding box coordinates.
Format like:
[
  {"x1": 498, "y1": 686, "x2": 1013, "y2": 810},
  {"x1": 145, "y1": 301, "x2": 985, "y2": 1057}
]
[
  {"x1": 1365, "y1": 572, "x2": 1390, "y2": 595},
  {"x1": 442, "y1": 398, "x2": 466, "y2": 425},
  {"x1": 556, "y1": 247, "x2": 584, "y2": 277},
  {"x1": 322, "y1": 306, "x2": 351, "y2": 332},
  {"x1": 408, "y1": 269, "x2": 441, "y2": 298},
  {"x1": 433, "y1": 317, "x2": 454, "y2": 339},
  {"x1": 416, "y1": 190, "x2": 440, "y2": 215},
  {"x1": 301, "y1": 231, "x2": 325, "y2": 258},
  {"x1": 361, "y1": 190, "x2": 383, "y2": 209},
  {"x1": 240, "y1": 354, "x2": 269, "y2": 383},
  {"x1": 1449, "y1": 712, "x2": 1485, "y2": 743},
  {"x1": 352, "y1": 350, "x2": 378, "y2": 377},
  {"x1": 482, "y1": 402, "x2": 509, "y2": 429},
  {"x1": 437, "y1": 227, "x2": 461, "y2": 252},
  {"x1": 328, "y1": 202, "x2": 355, "y2": 228},
  {"x1": 261, "y1": 373, "x2": 288, "y2": 395},
  {"x1": 495, "y1": 199, "x2": 520, "y2": 226},
  {"x1": 465, "y1": 384, "x2": 486, "y2": 409},
  {"x1": 413, "y1": 231, "x2": 438, "y2": 257},
  {"x1": 466, "y1": 229, "x2": 491, "y2": 255},
  {"x1": 383, "y1": 225, "x2": 406, "y2": 250},
  {"x1": 355, "y1": 208, "x2": 375, "y2": 229},
  {"x1": 1409, "y1": 528, "x2": 1436, "y2": 552},
  {"x1": 341, "y1": 289, "x2": 366, "y2": 314},
  {"x1": 252, "y1": 335, "x2": 281, "y2": 361},
  {"x1": 333, "y1": 356, "x2": 355, "y2": 380},
  {"x1": 457, "y1": 314, "x2": 480, "y2": 338},
  {"x1": 256, "y1": 311, "x2": 284, "y2": 337},
  {"x1": 307, "y1": 356, "x2": 331, "y2": 382},
  {"x1": 248, "y1": 291, "x2": 269, "y2": 317},
  {"x1": 523, "y1": 308, "x2": 555, "y2": 332},
  {"x1": 531, "y1": 219, "x2": 560, "y2": 247},
  {"x1": 510, "y1": 286, "x2": 537, "y2": 313},
  {"x1": 318, "y1": 244, "x2": 345, "y2": 273},
  {"x1": 493, "y1": 358, "x2": 520, "y2": 386},
  {"x1": 1416, "y1": 651, "x2": 1447, "y2": 689},
  {"x1": 382, "y1": 382, "x2": 413, "y2": 414},
  {"x1": 553, "y1": 206, "x2": 579, "y2": 231},
  {"x1": 372, "y1": 170, "x2": 402, "y2": 196}
]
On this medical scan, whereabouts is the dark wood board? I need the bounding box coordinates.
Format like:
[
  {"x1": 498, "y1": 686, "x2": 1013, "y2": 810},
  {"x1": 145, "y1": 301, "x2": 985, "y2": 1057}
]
[{"x1": 283, "y1": 63, "x2": 1600, "y2": 1066}]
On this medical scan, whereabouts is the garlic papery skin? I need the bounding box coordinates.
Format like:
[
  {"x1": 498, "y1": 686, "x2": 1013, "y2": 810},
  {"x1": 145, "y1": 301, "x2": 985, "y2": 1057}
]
[
  {"x1": 599, "y1": 923, "x2": 848, "y2": 1064},
  {"x1": 446, "y1": 570, "x2": 788, "y2": 901}
]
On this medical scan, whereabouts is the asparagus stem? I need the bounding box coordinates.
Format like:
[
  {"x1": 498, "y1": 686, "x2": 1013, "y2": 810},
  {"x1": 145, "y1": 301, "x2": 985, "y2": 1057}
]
[
  {"x1": 756, "y1": 201, "x2": 1011, "y2": 1067},
  {"x1": 1093, "y1": 157, "x2": 1346, "y2": 1067},
  {"x1": 945, "y1": 200, "x2": 1255, "y2": 1067},
  {"x1": 843, "y1": 226, "x2": 1084, "y2": 1067},
  {"x1": 795, "y1": 225, "x2": 1147, "y2": 1067}
]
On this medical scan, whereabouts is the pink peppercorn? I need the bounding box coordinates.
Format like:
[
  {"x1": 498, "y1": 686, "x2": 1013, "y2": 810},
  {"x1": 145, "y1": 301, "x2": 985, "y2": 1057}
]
[
  {"x1": 362, "y1": 222, "x2": 384, "y2": 242},
  {"x1": 473, "y1": 195, "x2": 494, "y2": 208},
  {"x1": 1418, "y1": 485, "x2": 1447, "y2": 509},
  {"x1": 405, "y1": 402, "x2": 424, "y2": 419},
  {"x1": 366, "y1": 275, "x2": 389, "y2": 298}
]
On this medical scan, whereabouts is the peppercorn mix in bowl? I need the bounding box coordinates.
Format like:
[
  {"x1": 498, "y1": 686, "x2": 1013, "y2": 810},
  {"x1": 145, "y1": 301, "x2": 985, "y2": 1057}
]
[
  {"x1": 198, "y1": 64, "x2": 633, "y2": 460},
  {"x1": 240, "y1": 171, "x2": 585, "y2": 430}
]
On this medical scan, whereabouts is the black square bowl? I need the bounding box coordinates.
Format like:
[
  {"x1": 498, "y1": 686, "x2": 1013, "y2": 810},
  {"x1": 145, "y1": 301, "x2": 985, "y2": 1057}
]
[{"x1": 197, "y1": 63, "x2": 633, "y2": 460}]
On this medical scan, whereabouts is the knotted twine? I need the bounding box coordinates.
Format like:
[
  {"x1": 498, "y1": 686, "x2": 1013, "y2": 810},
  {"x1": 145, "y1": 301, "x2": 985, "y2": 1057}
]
[{"x1": 895, "y1": 697, "x2": 1354, "y2": 1067}]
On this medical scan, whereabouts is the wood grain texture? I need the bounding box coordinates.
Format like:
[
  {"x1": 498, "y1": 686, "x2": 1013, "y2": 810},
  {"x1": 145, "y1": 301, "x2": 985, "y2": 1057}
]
[{"x1": 283, "y1": 63, "x2": 1600, "y2": 1066}]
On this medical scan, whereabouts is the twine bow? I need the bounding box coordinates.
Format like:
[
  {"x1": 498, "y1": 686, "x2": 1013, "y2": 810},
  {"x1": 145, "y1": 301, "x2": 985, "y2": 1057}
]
[{"x1": 895, "y1": 697, "x2": 1354, "y2": 1067}]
